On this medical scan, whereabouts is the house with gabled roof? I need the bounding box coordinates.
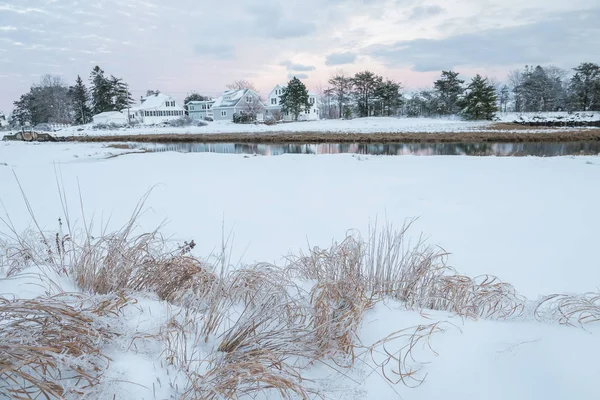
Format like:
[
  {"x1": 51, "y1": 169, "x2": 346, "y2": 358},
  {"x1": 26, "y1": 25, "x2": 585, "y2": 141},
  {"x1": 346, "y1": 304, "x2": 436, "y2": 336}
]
[
  {"x1": 211, "y1": 89, "x2": 265, "y2": 121},
  {"x1": 187, "y1": 100, "x2": 215, "y2": 121},
  {"x1": 128, "y1": 93, "x2": 185, "y2": 125},
  {"x1": 265, "y1": 84, "x2": 320, "y2": 121}
]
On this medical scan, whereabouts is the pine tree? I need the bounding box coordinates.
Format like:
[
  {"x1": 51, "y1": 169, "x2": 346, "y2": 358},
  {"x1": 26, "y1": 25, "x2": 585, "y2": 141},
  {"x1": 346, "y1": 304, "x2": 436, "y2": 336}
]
[
  {"x1": 109, "y1": 76, "x2": 134, "y2": 111},
  {"x1": 327, "y1": 74, "x2": 353, "y2": 119},
  {"x1": 69, "y1": 75, "x2": 92, "y2": 125},
  {"x1": 374, "y1": 79, "x2": 402, "y2": 116},
  {"x1": 12, "y1": 94, "x2": 32, "y2": 126},
  {"x1": 280, "y1": 77, "x2": 311, "y2": 121},
  {"x1": 461, "y1": 75, "x2": 498, "y2": 120},
  {"x1": 184, "y1": 92, "x2": 208, "y2": 111},
  {"x1": 352, "y1": 71, "x2": 382, "y2": 117},
  {"x1": 570, "y1": 62, "x2": 600, "y2": 111},
  {"x1": 90, "y1": 66, "x2": 113, "y2": 114},
  {"x1": 433, "y1": 71, "x2": 464, "y2": 115}
]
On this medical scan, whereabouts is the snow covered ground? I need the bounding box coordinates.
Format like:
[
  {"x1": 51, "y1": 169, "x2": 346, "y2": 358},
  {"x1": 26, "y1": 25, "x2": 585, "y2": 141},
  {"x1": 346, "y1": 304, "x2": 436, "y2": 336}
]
[
  {"x1": 497, "y1": 111, "x2": 600, "y2": 123},
  {"x1": 1, "y1": 142, "x2": 599, "y2": 399},
  {"x1": 49, "y1": 117, "x2": 493, "y2": 137}
]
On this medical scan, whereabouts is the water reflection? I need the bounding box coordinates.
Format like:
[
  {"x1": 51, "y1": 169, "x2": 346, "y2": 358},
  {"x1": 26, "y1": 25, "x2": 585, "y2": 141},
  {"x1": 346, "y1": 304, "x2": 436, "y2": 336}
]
[{"x1": 128, "y1": 142, "x2": 600, "y2": 157}]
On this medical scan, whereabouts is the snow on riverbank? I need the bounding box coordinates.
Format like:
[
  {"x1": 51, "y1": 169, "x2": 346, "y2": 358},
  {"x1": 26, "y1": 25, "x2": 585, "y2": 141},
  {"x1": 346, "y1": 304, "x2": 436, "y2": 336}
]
[
  {"x1": 1, "y1": 142, "x2": 599, "y2": 399},
  {"x1": 497, "y1": 111, "x2": 600, "y2": 123},
  {"x1": 51, "y1": 117, "x2": 492, "y2": 137}
]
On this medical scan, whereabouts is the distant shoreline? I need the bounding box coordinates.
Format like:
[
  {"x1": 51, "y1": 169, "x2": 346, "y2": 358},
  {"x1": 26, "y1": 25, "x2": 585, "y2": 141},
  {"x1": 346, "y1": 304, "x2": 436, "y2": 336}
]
[{"x1": 65, "y1": 125, "x2": 600, "y2": 144}]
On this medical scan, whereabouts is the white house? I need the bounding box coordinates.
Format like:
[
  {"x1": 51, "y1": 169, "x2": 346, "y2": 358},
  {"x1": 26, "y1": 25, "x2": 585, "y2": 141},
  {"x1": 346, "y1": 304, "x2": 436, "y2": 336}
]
[
  {"x1": 129, "y1": 93, "x2": 185, "y2": 125},
  {"x1": 265, "y1": 84, "x2": 320, "y2": 121},
  {"x1": 187, "y1": 100, "x2": 215, "y2": 120},
  {"x1": 211, "y1": 89, "x2": 265, "y2": 121},
  {"x1": 92, "y1": 111, "x2": 128, "y2": 125}
]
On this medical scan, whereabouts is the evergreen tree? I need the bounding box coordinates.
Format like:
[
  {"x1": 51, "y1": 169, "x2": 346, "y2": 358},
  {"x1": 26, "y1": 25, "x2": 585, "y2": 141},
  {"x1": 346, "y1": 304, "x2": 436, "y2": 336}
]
[
  {"x1": 327, "y1": 74, "x2": 353, "y2": 119},
  {"x1": 433, "y1": 71, "x2": 464, "y2": 115},
  {"x1": 184, "y1": 91, "x2": 208, "y2": 111},
  {"x1": 280, "y1": 77, "x2": 311, "y2": 121},
  {"x1": 69, "y1": 75, "x2": 92, "y2": 125},
  {"x1": 109, "y1": 75, "x2": 134, "y2": 111},
  {"x1": 351, "y1": 71, "x2": 382, "y2": 117},
  {"x1": 374, "y1": 79, "x2": 402, "y2": 116},
  {"x1": 461, "y1": 75, "x2": 498, "y2": 120},
  {"x1": 569, "y1": 62, "x2": 600, "y2": 111},
  {"x1": 90, "y1": 66, "x2": 113, "y2": 114},
  {"x1": 12, "y1": 94, "x2": 32, "y2": 126}
]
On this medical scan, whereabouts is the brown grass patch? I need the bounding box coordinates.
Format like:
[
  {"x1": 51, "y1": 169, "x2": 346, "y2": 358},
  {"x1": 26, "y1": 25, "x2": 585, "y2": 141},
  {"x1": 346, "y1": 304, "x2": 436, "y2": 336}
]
[
  {"x1": 0, "y1": 294, "x2": 127, "y2": 399},
  {"x1": 66, "y1": 128, "x2": 600, "y2": 144},
  {"x1": 535, "y1": 292, "x2": 600, "y2": 326}
]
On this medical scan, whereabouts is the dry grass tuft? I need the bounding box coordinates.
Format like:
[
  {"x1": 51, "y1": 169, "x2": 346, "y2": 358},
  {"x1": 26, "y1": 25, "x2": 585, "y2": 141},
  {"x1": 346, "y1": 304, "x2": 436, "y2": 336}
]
[
  {"x1": 535, "y1": 292, "x2": 600, "y2": 326},
  {"x1": 366, "y1": 322, "x2": 446, "y2": 388},
  {"x1": 187, "y1": 349, "x2": 310, "y2": 400},
  {"x1": 0, "y1": 294, "x2": 125, "y2": 399},
  {"x1": 311, "y1": 279, "x2": 376, "y2": 365},
  {"x1": 292, "y1": 223, "x2": 525, "y2": 320}
]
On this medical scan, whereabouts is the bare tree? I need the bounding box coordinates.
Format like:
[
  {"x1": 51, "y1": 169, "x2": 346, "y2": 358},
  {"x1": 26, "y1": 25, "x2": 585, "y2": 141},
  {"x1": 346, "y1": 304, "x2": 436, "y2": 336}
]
[
  {"x1": 240, "y1": 97, "x2": 264, "y2": 117},
  {"x1": 226, "y1": 80, "x2": 257, "y2": 91}
]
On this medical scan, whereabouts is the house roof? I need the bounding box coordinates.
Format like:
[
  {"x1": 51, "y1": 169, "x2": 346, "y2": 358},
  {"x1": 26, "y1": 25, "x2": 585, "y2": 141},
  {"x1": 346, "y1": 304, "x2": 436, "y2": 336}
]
[
  {"x1": 186, "y1": 100, "x2": 215, "y2": 105},
  {"x1": 212, "y1": 89, "x2": 260, "y2": 108},
  {"x1": 134, "y1": 93, "x2": 183, "y2": 110},
  {"x1": 94, "y1": 111, "x2": 125, "y2": 118}
]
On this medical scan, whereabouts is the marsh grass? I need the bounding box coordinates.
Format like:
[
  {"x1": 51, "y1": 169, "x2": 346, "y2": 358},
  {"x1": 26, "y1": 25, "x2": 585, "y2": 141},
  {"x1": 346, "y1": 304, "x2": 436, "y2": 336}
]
[{"x1": 0, "y1": 186, "x2": 594, "y2": 399}]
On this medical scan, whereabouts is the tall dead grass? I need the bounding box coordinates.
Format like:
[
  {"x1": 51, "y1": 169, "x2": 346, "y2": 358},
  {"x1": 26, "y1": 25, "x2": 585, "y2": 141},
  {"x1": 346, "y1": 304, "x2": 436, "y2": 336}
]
[
  {"x1": 535, "y1": 292, "x2": 600, "y2": 326},
  {"x1": 291, "y1": 221, "x2": 525, "y2": 320},
  {"x1": 0, "y1": 294, "x2": 127, "y2": 399},
  {"x1": 2, "y1": 186, "x2": 592, "y2": 399}
]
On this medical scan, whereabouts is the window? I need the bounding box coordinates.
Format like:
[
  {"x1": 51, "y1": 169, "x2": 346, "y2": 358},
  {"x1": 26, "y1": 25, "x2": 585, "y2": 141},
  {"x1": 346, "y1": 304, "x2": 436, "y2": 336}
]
[
  {"x1": 309, "y1": 98, "x2": 315, "y2": 105},
  {"x1": 202, "y1": 104, "x2": 206, "y2": 110},
  {"x1": 221, "y1": 110, "x2": 227, "y2": 117},
  {"x1": 207, "y1": 104, "x2": 211, "y2": 109},
  {"x1": 189, "y1": 106, "x2": 194, "y2": 111},
  {"x1": 271, "y1": 98, "x2": 277, "y2": 105},
  {"x1": 172, "y1": 101, "x2": 175, "y2": 107},
  {"x1": 246, "y1": 96, "x2": 252, "y2": 103}
]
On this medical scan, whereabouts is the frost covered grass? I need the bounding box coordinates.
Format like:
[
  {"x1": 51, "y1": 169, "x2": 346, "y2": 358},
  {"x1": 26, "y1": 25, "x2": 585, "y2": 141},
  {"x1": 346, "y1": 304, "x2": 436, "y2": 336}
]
[
  {"x1": 1, "y1": 198, "x2": 598, "y2": 399},
  {"x1": 1, "y1": 147, "x2": 600, "y2": 399}
]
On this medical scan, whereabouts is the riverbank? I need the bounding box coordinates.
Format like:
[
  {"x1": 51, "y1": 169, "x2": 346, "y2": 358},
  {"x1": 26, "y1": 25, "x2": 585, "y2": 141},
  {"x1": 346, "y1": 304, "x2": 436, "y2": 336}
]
[{"x1": 66, "y1": 126, "x2": 600, "y2": 143}]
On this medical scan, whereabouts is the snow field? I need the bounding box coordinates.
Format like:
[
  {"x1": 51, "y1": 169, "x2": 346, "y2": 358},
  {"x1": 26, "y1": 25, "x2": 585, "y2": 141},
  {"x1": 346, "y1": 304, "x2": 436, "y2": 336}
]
[{"x1": 1, "y1": 142, "x2": 599, "y2": 399}]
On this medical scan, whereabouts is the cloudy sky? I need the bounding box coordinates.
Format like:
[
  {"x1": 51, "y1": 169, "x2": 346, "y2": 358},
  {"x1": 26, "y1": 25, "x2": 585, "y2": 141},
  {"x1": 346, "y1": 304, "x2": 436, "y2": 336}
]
[{"x1": 1, "y1": 0, "x2": 599, "y2": 113}]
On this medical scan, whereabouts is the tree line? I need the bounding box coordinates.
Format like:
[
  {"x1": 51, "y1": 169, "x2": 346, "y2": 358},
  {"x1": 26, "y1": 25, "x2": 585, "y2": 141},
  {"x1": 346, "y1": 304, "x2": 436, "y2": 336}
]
[
  {"x1": 10, "y1": 65, "x2": 134, "y2": 127},
  {"x1": 320, "y1": 70, "x2": 499, "y2": 120},
  {"x1": 6, "y1": 61, "x2": 599, "y2": 127},
  {"x1": 403, "y1": 62, "x2": 600, "y2": 119}
]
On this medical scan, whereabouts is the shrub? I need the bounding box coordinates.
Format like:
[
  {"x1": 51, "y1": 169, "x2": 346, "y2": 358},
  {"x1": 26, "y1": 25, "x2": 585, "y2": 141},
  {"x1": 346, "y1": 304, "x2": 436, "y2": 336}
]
[
  {"x1": 168, "y1": 116, "x2": 194, "y2": 127},
  {"x1": 232, "y1": 112, "x2": 256, "y2": 124},
  {"x1": 92, "y1": 122, "x2": 125, "y2": 130}
]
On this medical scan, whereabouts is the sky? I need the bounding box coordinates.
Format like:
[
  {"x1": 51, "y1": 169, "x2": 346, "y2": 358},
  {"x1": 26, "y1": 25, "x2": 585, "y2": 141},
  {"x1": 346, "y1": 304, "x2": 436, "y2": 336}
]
[{"x1": 1, "y1": 0, "x2": 599, "y2": 114}]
